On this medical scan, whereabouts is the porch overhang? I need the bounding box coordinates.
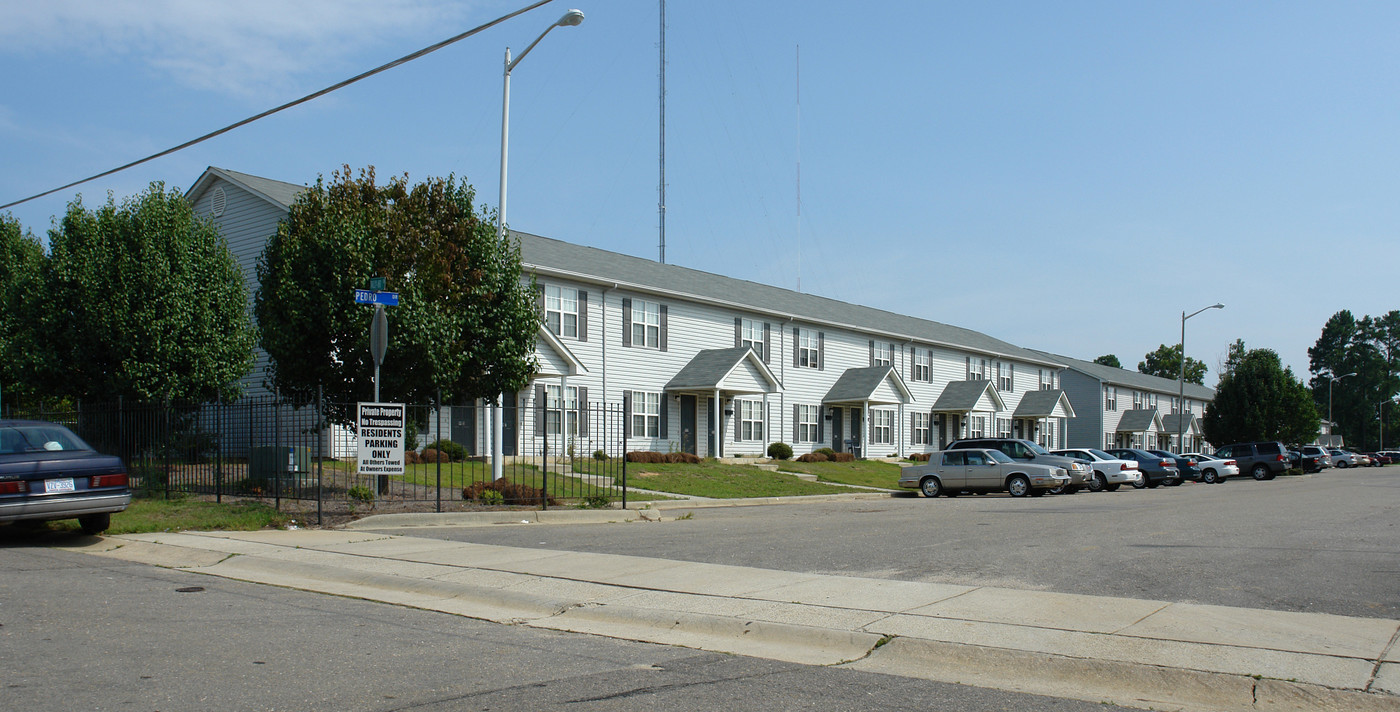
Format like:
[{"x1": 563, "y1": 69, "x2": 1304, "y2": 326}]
[
  {"x1": 930, "y1": 379, "x2": 1005, "y2": 413},
  {"x1": 1161, "y1": 413, "x2": 1200, "y2": 437},
  {"x1": 533, "y1": 325, "x2": 588, "y2": 379},
  {"x1": 821, "y1": 366, "x2": 913, "y2": 406},
  {"x1": 1116, "y1": 408, "x2": 1164, "y2": 433},
  {"x1": 1011, "y1": 389, "x2": 1076, "y2": 419},
  {"x1": 664, "y1": 346, "x2": 781, "y2": 397}
]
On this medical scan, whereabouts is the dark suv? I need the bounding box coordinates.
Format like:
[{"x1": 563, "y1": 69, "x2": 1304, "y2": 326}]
[
  {"x1": 946, "y1": 438, "x2": 1093, "y2": 493},
  {"x1": 1213, "y1": 441, "x2": 1290, "y2": 480}
]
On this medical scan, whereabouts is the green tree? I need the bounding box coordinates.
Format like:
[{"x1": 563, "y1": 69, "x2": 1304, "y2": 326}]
[
  {"x1": 1308, "y1": 310, "x2": 1400, "y2": 449},
  {"x1": 1138, "y1": 344, "x2": 1208, "y2": 385},
  {"x1": 37, "y1": 185, "x2": 254, "y2": 403},
  {"x1": 255, "y1": 166, "x2": 539, "y2": 423},
  {"x1": 1093, "y1": 354, "x2": 1121, "y2": 369},
  {"x1": 0, "y1": 214, "x2": 47, "y2": 409},
  {"x1": 1203, "y1": 348, "x2": 1319, "y2": 446}
]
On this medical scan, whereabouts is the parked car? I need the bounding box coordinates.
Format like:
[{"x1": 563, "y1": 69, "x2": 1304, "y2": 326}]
[
  {"x1": 899, "y1": 448, "x2": 1070, "y2": 498},
  {"x1": 1148, "y1": 450, "x2": 1201, "y2": 484},
  {"x1": 1104, "y1": 448, "x2": 1180, "y2": 488},
  {"x1": 1377, "y1": 451, "x2": 1400, "y2": 463},
  {"x1": 1180, "y1": 453, "x2": 1239, "y2": 483},
  {"x1": 0, "y1": 420, "x2": 130, "y2": 535},
  {"x1": 1051, "y1": 448, "x2": 1142, "y2": 492},
  {"x1": 1213, "y1": 441, "x2": 1291, "y2": 480},
  {"x1": 946, "y1": 438, "x2": 1093, "y2": 493},
  {"x1": 1329, "y1": 449, "x2": 1364, "y2": 468},
  {"x1": 1297, "y1": 445, "x2": 1332, "y2": 472},
  {"x1": 1360, "y1": 452, "x2": 1391, "y2": 466}
]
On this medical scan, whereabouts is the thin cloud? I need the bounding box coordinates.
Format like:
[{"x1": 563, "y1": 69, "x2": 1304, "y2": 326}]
[{"x1": 1, "y1": 0, "x2": 476, "y2": 97}]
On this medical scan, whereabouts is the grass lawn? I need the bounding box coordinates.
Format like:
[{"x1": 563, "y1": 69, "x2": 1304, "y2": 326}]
[
  {"x1": 46, "y1": 495, "x2": 290, "y2": 535},
  {"x1": 775, "y1": 460, "x2": 905, "y2": 490},
  {"x1": 624, "y1": 461, "x2": 855, "y2": 498}
]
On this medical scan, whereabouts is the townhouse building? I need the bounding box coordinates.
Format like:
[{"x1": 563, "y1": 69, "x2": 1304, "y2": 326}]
[
  {"x1": 187, "y1": 166, "x2": 1082, "y2": 461},
  {"x1": 1036, "y1": 351, "x2": 1216, "y2": 453}
]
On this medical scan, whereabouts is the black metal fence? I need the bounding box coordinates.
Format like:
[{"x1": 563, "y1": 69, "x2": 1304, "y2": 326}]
[{"x1": 3, "y1": 396, "x2": 631, "y2": 525}]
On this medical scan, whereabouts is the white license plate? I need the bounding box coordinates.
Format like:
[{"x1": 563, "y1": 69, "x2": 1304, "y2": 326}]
[{"x1": 44, "y1": 478, "x2": 76, "y2": 494}]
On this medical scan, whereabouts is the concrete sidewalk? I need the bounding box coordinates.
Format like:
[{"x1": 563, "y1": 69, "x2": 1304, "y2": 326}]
[{"x1": 62, "y1": 529, "x2": 1400, "y2": 712}]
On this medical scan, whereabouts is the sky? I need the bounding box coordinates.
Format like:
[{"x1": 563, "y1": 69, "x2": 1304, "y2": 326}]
[{"x1": 3, "y1": 0, "x2": 1398, "y2": 385}]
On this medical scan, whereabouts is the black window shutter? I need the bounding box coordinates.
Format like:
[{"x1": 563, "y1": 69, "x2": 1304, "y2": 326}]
[
  {"x1": 910, "y1": 413, "x2": 916, "y2": 445},
  {"x1": 763, "y1": 323, "x2": 771, "y2": 365},
  {"x1": 578, "y1": 387, "x2": 589, "y2": 436},
  {"x1": 819, "y1": 406, "x2": 826, "y2": 443},
  {"x1": 793, "y1": 327, "x2": 800, "y2": 367},
  {"x1": 869, "y1": 340, "x2": 874, "y2": 366},
  {"x1": 578, "y1": 291, "x2": 588, "y2": 342},
  {"x1": 660, "y1": 305, "x2": 668, "y2": 351},
  {"x1": 622, "y1": 392, "x2": 632, "y2": 437},
  {"x1": 534, "y1": 384, "x2": 546, "y2": 434},
  {"x1": 622, "y1": 298, "x2": 632, "y2": 346},
  {"x1": 792, "y1": 403, "x2": 799, "y2": 442},
  {"x1": 734, "y1": 401, "x2": 741, "y2": 442},
  {"x1": 734, "y1": 317, "x2": 742, "y2": 348},
  {"x1": 660, "y1": 393, "x2": 669, "y2": 438},
  {"x1": 818, "y1": 332, "x2": 825, "y2": 370}
]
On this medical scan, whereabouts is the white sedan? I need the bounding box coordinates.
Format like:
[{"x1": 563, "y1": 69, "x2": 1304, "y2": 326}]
[
  {"x1": 1181, "y1": 453, "x2": 1239, "y2": 484},
  {"x1": 1051, "y1": 448, "x2": 1142, "y2": 492}
]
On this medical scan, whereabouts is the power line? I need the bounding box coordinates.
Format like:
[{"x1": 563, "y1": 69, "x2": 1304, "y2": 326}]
[{"x1": 0, "y1": 0, "x2": 555, "y2": 212}]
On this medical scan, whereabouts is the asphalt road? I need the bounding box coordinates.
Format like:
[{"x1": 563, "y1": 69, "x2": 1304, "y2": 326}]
[
  {"x1": 389, "y1": 467, "x2": 1400, "y2": 620},
  {"x1": 1, "y1": 537, "x2": 1136, "y2": 712}
]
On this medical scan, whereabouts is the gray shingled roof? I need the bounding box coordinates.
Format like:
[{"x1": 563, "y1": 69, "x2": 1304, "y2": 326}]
[
  {"x1": 1160, "y1": 413, "x2": 1198, "y2": 434},
  {"x1": 1117, "y1": 408, "x2": 1162, "y2": 432},
  {"x1": 516, "y1": 231, "x2": 1065, "y2": 367},
  {"x1": 822, "y1": 366, "x2": 904, "y2": 404},
  {"x1": 198, "y1": 166, "x2": 309, "y2": 210},
  {"x1": 664, "y1": 347, "x2": 771, "y2": 392},
  {"x1": 1033, "y1": 350, "x2": 1216, "y2": 400},
  {"x1": 1012, "y1": 389, "x2": 1074, "y2": 418},
  {"x1": 931, "y1": 379, "x2": 1000, "y2": 412}
]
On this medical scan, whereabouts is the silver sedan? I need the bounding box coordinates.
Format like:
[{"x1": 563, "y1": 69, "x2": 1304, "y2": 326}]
[{"x1": 899, "y1": 448, "x2": 1070, "y2": 498}]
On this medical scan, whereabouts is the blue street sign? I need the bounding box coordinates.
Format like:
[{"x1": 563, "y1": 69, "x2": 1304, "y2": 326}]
[{"x1": 354, "y1": 289, "x2": 400, "y2": 306}]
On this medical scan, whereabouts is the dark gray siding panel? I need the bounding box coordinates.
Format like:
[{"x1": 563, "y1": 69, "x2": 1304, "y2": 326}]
[{"x1": 1059, "y1": 368, "x2": 1103, "y2": 448}]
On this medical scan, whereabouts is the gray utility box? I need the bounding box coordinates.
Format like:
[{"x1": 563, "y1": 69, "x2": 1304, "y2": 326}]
[{"x1": 249, "y1": 446, "x2": 312, "y2": 487}]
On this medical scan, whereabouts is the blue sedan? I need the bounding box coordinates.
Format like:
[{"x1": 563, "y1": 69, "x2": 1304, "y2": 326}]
[{"x1": 0, "y1": 420, "x2": 130, "y2": 535}]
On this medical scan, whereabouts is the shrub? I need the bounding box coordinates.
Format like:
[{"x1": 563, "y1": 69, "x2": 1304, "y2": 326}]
[
  {"x1": 907, "y1": 452, "x2": 932, "y2": 462},
  {"x1": 479, "y1": 489, "x2": 505, "y2": 506},
  {"x1": 405, "y1": 421, "x2": 419, "y2": 453},
  {"x1": 592, "y1": 449, "x2": 609, "y2": 461},
  {"x1": 419, "y1": 448, "x2": 447, "y2": 463},
  {"x1": 795, "y1": 452, "x2": 828, "y2": 462},
  {"x1": 625, "y1": 451, "x2": 700, "y2": 464},
  {"x1": 424, "y1": 439, "x2": 465, "y2": 462},
  {"x1": 830, "y1": 452, "x2": 855, "y2": 463},
  {"x1": 404, "y1": 450, "x2": 421, "y2": 465},
  {"x1": 462, "y1": 479, "x2": 557, "y2": 506},
  {"x1": 814, "y1": 447, "x2": 836, "y2": 458},
  {"x1": 347, "y1": 485, "x2": 375, "y2": 503},
  {"x1": 767, "y1": 442, "x2": 793, "y2": 460},
  {"x1": 578, "y1": 494, "x2": 611, "y2": 509}
]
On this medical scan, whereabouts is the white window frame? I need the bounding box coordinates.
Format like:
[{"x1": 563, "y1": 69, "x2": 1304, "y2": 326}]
[
  {"x1": 1105, "y1": 386, "x2": 1117, "y2": 411},
  {"x1": 1040, "y1": 369, "x2": 1055, "y2": 390},
  {"x1": 873, "y1": 342, "x2": 893, "y2": 367},
  {"x1": 968, "y1": 357, "x2": 987, "y2": 380},
  {"x1": 870, "y1": 409, "x2": 893, "y2": 445},
  {"x1": 546, "y1": 385, "x2": 578, "y2": 436},
  {"x1": 630, "y1": 390, "x2": 660, "y2": 438},
  {"x1": 545, "y1": 285, "x2": 578, "y2": 338},
  {"x1": 797, "y1": 404, "x2": 819, "y2": 443},
  {"x1": 969, "y1": 415, "x2": 986, "y2": 439},
  {"x1": 739, "y1": 399, "x2": 765, "y2": 442},
  {"x1": 631, "y1": 300, "x2": 661, "y2": 349},
  {"x1": 996, "y1": 417, "x2": 1012, "y2": 438},
  {"x1": 741, "y1": 319, "x2": 764, "y2": 361},
  {"x1": 1133, "y1": 391, "x2": 1143, "y2": 409},
  {"x1": 798, "y1": 329, "x2": 819, "y2": 369},
  {"x1": 997, "y1": 362, "x2": 1013, "y2": 391},
  {"x1": 912, "y1": 412, "x2": 930, "y2": 445},
  {"x1": 912, "y1": 350, "x2": 931, "y2": 382}
]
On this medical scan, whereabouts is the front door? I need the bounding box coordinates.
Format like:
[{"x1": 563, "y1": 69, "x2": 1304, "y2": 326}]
[
  {"x1": 502, "y1": 391, "x2": 517, "y2": 456},
  {"x1": 680, "y1": 395, "x2": 697, "y2": 455},
  {"x1": 831, "y1": 408, "x2": 844, "y2": 452},
  {"x1": 451, "y1": 405, "x2": 477, "y2": 456},
  {"x1": 850, "y1": 409, "x2": 863, "y2": 457}
]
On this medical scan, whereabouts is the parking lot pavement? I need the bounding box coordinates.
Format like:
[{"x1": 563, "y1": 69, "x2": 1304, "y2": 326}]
[{"x1": 58, "y1": 529, "x2": 1400, "y2": 712}]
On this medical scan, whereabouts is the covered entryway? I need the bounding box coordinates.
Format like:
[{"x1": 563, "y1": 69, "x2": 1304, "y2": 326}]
[
  {"x1": 822, "y1": 366, "x2": 914, "y2": 458},
  {"x1": 931, "y1": 379, "x2": 1006, "y2": 447},
  {"x1": 1115, "y1": 408, "x2": 1163, "y2": 449},
  {"x1": 1012, "y1": 389, "x2": 1076, "y2": 449},
  {"x1": 665, "y1": 346, "x2": 782, "y2": 458}
]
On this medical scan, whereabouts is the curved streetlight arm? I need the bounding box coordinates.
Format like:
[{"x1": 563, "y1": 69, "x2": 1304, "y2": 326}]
[
  {"x1": 1177, "y1": 303, "x2": 1224, "y2": 451},
  {"x1": 507, "y1": 9, "x2": 585, "y2": 72}
]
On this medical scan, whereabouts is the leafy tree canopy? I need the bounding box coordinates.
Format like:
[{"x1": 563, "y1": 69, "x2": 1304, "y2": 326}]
[
  {"x1": 1093, "y1": 354, "x2": 1121, "y2": 369},
  {"x1": 30, "y1": 185, "x2": 254, "y2": 403},
  {"x1": 0, "y1": 214, "x2": 47, "y2": 408},
  {"x1": 1307, "y1": 309, "x2": 1400, "y2": 449},
  {"x1": 1138, "y1": 343, "x2": 1208, "y2": 385},
  {"x1": 255, "y1": 166, "x2": 539, "y2": 424},
  {"x1": 1203, "y1": 348, "x2": 1319, "y2": 446}
]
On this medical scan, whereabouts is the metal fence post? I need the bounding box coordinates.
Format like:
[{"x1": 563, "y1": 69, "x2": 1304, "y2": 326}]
[
  {"x1": 215, "y1": 395, "x2": 223, "y2": 503},
  {"x1": 273, "y1": 398, "x2": 281, "y2": 512},
  {"x1": 163, "y1": 398, "x2": 171, "y2": 500},
  {"x1": 435, "y1": 389, "x2": 442, "y2": 514},
  {"x1": 621, "y1": 402, "x2": 628, "y2": 509},
  {"x1": 317, "y1": 385, "x2": 323, "y2": 526},
  {"x1": 541, "y1": 401, "x2": 549, "y2": 511}
]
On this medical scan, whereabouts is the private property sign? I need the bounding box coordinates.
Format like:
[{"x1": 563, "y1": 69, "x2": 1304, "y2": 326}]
[{"x1": 356, "y1": 402, "x2": 406, "y2": 476}]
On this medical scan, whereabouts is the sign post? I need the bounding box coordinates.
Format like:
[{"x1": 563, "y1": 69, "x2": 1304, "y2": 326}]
[{"x1": 357, "y1": 402, "x2": 405, "y2": 496}]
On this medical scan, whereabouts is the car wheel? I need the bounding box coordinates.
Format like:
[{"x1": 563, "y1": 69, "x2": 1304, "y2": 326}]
[
  {"x1": 1007, "y1": 475, "x2": 1031, "y2": 498},
  {"x1": 1088, "y1": 473, "x2": 1106, "y2": 492},
  {"x1": 78, "y1": 513, "x2": 111, "y2": 536},
  {"x1": 1047, "y1": 484, "x2": 1065, "y2": 495},
  {"x1": 1104, "y1": 483, "x2": 1121, "y2": 492},
  {"x1": 1201, "y1": 469, "x2": 1218, "y2": 484},
  {"x1": 1337, "y1": 460, "x2": 1348, "y2": 469},
  {"x1": 1131, "y1": 475, "x2": 1148, "y2": 489},
  {"x1": 919, "y1": 477, "x2": 942, "y2": 498},
  {"x1": 1146, "y1": 477, "x2": 1161, "y2": 488},
  {"x1": 1251, "y1": 464, "x2": 1270, "y2": 481},
  {"x1": 1165, "y1": 477, "x2": 1183, "y2": 486}
]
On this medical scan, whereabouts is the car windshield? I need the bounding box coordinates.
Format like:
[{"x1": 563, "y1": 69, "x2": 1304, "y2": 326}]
[
  {"x1": 1086, "y1": 449, "x2": 1115, "y2": 460},
  {"x1": 1025, "y1": 441, "x2": 1051, "y2": 455},
  {"x1": 0, "y1": 423, "x2": 93, "y2": 454},
  {"x1": 986, "y1": 449, "x2": 1014, "y2": 464}
]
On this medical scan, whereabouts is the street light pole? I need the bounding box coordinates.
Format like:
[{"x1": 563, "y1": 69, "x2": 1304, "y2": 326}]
[
  {"x1": 493, "y1": 9, "x2": 584, "y2": 481},
  {"x1": 1178, "y1": 303, "x2": 1223, "y2": 452},
  {"x1": 1326, "y1": 371, "x2": 1356, "y2": 442}
]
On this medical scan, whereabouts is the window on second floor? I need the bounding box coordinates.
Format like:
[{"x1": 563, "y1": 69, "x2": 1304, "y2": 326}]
[
  {"x1": 544, "y1": 285, "x2": 578, "y2": 338},
  {"x1": 740, "y1": 318, "x2": 765, "y2": 361},
  {"x1": 629, "y1": 299, "x2": 661, "y2": 348},
  {"x1": 967, "y1": 356, "x2": 987, "y2": 380},
  {"x1": 1105, "y1": 386, "x2": 1117, "y2": 411},
  {"x1": 1133, "y1": 391, "x2": 1143, "y2": 409},
  {"x1": 912, "y1": 349, "x2": 931, "y2": 382},
  {"x1": 797, "y1": 329, "x2": 820, "y2": 369},
  {"x1": 871, "y1": 341, "x2": 893, "y2": 367},
  {"x1": 1040, "y1": 369, "x2": 1055, "y2": 390},
  {"x1": 997, "y1": 362, "x2": 1013, "y2": 391}
]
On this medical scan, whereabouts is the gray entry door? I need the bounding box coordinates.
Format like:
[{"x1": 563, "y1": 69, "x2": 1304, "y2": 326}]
[
  {"x1": 831, "y1": 409, "x2": 844, "y2": 452},
  {"x1": 680, "y1": 395, "x2": 697, "y2": 455},
  {"x1": 502, "y1": 392, "x2": 517, "y2": 457},
  {"x1": 451, "y1": 405, "x2": 477, "y2": 456}
]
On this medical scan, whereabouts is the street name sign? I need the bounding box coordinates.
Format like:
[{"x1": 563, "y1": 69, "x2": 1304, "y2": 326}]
[{"x1": 354, "y1": 289, "x2": 400, "y2": 306}]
